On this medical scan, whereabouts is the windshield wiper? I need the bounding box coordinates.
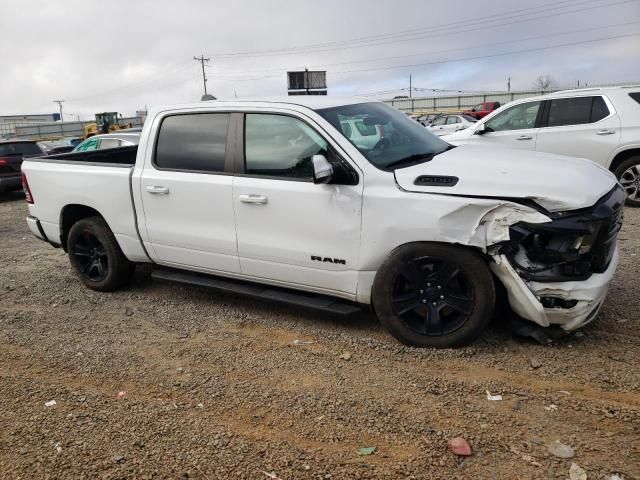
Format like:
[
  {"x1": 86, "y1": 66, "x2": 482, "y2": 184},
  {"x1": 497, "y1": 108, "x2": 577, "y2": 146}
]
[{"x1": 384, "y1": 153, "x2": 436, "y2": 170}]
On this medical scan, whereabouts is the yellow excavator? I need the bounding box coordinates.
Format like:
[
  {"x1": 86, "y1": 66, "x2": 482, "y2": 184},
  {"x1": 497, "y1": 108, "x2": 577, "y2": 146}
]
[{"x1": 82, "y1": 112, "x2": 133, "y2": 139}]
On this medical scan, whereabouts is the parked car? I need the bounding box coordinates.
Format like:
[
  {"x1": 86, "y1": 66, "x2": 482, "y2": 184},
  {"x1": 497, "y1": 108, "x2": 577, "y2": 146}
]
[
  {"x1": 0, "y1": 139, "x2": 43, "y2": 192},
  {"x1": 427, "y1": 114, "x2": 477, "y2": 136},
  {"x1": 416, "y1": 113, "x2": 444, "y2": 126},
  {"x1": 462, "y1": 101, "x2": 501, "y2": 119},
  {"x1": 39, "y1": 139, "x2": 77, "y2": 155},
  {"x1": 339, "y1": 117, "x2": 383, "y2": 150},
  {"x1": 22, "y1": 97, "x2": 623, "y2": 348},
  {"x1": 73, "y1": 131, "x2": 141, "y2": 152},
  {"x1": 444, "y1": 86, "x2": 640, "y2": 206}
]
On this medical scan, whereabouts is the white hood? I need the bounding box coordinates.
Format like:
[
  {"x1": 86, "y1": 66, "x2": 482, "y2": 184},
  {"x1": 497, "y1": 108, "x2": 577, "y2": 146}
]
[{"x1": 394, "y1": 145, "x2": 617, "y2": 212}]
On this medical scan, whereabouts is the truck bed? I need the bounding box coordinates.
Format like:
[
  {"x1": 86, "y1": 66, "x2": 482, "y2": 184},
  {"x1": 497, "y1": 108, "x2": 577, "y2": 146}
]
[
  {"x1": 29, "y1": 145, "x2": 137, "y2": 167},
  {"x1": 21, "y1": 146, "x2": 149, "y2": 262}
]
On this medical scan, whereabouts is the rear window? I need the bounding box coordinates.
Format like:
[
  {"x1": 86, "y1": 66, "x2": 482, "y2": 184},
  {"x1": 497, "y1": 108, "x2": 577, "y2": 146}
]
[
  {"x1": 155, "y1": 113, "x2": 230, "y2": 172},
  {"x1": 0, "y1": 142, "x2": 42, "y2": 156},
  {"x1": 546, "y1": 96, "x2": 610, "y2": 127},
  {"x1": 461, "y1": 115, "x2": 478, "y2": 122}
]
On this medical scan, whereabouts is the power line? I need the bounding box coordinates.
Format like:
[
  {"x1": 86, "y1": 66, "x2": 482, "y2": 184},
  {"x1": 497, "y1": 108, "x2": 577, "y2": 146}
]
[
  {"x1": 208, "y1": 0, "x2": 633, "y2": 58},
  {"x1": 210, "y1": 19, "x2": 640, "y2": 79},
  {"x1": 194, "y1": 54, "x2": 210, "y2": 96},
  {"x1": 67, "y1": 61, "x2": 195, "y2": 102},
  {"x1": 225, "y1": 31, "x2": 640, "y2": 83},
  {"x1": 331, "y1": 31, "x2": 640, "y2": 76}
]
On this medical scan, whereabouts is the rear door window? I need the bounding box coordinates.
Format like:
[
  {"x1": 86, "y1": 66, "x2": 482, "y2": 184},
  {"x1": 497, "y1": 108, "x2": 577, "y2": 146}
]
[
  {"x1": 155, "y1": 113, "x2": 230, "y2": 172},
  {"x1": 546, "y1": 96, "x2": 610, "y2": 127},
  {"x1": 446, "y1": 116, "x2": 461, "y2": 125}
]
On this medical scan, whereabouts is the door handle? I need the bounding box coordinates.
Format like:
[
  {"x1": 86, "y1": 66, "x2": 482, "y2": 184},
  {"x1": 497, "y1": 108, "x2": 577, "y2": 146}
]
[
  {"x1": 239, "y1": 194, "x2": 268, "y2": 204},
  {"x1": 146, "y1": 185, "x2": 170, "y2": 195},
  {"x1": 596, "y1": 129, "x2": 615, "y2": 135},
  {"x1": 516, "y1": 135, "x2": 533, "y2": 140}
]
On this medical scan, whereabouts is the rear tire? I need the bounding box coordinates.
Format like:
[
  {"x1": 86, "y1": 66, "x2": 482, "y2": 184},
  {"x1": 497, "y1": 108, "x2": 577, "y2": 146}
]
[
  {"x1": 67, "y1": 216, "x2": 134, "y2": 291},
  {"x1": 372, "y1": 243, "x2": 495, "y2": 348},
  {"x1": 613, "y1": 155, "x2": 640, "y2": 207}
]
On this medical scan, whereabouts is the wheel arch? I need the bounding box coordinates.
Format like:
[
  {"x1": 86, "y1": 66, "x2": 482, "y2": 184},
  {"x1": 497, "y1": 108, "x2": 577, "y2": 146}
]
[
  {"x1": 367, "y1": 240, "x2": 492, "y2": 304},
  {"x1": 59, "y1": 204, "x2": 108, "y2": 252},
  {"x1": 608, "y1": 148, "x2": 640, "y2": 174}
]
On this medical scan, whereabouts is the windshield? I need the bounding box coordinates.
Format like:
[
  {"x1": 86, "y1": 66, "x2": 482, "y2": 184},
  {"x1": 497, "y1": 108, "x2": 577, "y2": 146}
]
[{"x1": 316, "y1": 102, "x2": 449, "y2": 169}]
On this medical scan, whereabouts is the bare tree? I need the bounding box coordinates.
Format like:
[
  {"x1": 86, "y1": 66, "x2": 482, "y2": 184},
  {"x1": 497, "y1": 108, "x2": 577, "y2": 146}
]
[{"x1": 532, "y1": 75, "x2": 558, "y2": 91}]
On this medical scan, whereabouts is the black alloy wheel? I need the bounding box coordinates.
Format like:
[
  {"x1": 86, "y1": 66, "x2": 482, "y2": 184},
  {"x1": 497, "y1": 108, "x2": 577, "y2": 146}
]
[
  {"x1": 372, "y1": 243, "x2": 495, "y2": 348},
  {"x1": 71, "y1": 231, "x2": 109, "y2": 282},
  {"x1": 67, "y1": 216, "x2": 134, "y2": 291},
  {"x1": 391, "y1": 256, "x2": 473, "y2": 337}
]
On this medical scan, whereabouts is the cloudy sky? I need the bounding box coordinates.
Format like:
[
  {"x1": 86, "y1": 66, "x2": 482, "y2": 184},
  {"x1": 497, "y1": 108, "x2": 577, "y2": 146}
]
[{"x1": 1, "y1": 0, "x2": 639, "y2": 119}]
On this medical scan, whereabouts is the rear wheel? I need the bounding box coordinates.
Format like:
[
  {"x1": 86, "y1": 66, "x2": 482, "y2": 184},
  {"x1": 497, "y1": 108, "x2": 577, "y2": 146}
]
[
  {"x1": 372, "y1": 243, "x2": 495, "y2": 348},
  {"x1": 614, "y1": 155, "x2": 640, "y2": 207},
  {"x1": 67, "y1": 216, "x2": 133, "y2": 291}
]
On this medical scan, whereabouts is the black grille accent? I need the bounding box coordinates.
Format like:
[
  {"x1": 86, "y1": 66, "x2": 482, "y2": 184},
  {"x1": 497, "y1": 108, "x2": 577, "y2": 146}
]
[
  {"x1": 414, "y1": 175, "x2": 459, "y2": 187},
  {"x1": 590, "y1": 186, "x2": 625, "y2": 272}
]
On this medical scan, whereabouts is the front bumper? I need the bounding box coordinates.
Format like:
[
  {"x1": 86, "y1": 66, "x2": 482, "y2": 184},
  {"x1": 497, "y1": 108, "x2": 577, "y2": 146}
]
[
  {"x1": 0, "y1": 175, "x2": 22, "y2": 192},
  {"x1": 491, "y1": 247, "x2": 618, "y2": 331}
]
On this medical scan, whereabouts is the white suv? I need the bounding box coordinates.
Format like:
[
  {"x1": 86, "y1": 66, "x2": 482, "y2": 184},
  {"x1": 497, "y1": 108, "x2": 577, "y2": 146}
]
[{"x1": 444, "y1": 86, "x2": 640, "y2": 206}]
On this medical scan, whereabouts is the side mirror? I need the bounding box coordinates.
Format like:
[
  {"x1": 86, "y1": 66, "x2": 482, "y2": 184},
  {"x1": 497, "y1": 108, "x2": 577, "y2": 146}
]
[
  {"x1": 475, "y1": 123, "x2": 486, "y2": 135},
  {"x1": 312, "y1": 154, "x2": 333, "y2": 184}
]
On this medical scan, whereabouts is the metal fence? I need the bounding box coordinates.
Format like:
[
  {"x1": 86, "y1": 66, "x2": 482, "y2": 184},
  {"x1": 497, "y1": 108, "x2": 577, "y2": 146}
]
[
  {"x1": 383, "y1": 81, "x2": 640, "y2": 113},
  {"x1": 384, "y1": 90, "x2": 554, "y2": 114},
  {"x1": 1, "y1": 116, "x2": 143, "y2": 140}
]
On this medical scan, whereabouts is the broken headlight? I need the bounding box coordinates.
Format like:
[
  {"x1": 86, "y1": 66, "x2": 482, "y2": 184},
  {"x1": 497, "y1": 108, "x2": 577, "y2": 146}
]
[{"x1": 505, "y1": 219, "x2": 603, "y2": 281}]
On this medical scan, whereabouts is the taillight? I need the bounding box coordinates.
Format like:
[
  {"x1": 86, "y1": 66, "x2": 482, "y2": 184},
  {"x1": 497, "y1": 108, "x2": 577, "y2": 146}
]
[
  {"x1": 0, "y1": 157, "x2": 8, "y2": 166},
  {"x1": 22, "y1": 172, "x2": 34, "y2": 204}
]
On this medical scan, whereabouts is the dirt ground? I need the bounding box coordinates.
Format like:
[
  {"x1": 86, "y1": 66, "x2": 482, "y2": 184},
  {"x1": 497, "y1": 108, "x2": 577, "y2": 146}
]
[{"x1": 0, "y1": 190, "x2": 638, "y2": 480}]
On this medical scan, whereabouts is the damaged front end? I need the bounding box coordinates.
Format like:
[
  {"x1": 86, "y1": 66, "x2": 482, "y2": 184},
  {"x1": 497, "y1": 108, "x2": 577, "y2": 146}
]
[{"x1": 490, "y1": 185, "x2": 625, "y2": 332}]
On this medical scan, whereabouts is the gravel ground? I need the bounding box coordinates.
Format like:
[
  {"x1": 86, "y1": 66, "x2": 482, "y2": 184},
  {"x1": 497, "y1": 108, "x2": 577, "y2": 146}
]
[{"x1": 0, "y1": 190, "x2": 638, "y2": 479}]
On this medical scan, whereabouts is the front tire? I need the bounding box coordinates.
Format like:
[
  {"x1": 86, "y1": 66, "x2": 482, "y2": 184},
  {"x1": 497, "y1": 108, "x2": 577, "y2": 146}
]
[
  {"x1": 67, "y1": 216, "x2": 134, "y2": 291},
  {"x1": 372, "y1": 243, "x2": 495, "y2": 348},
  {"x1": 614, "y1": 155, "x2": 640, "y2": 207}
]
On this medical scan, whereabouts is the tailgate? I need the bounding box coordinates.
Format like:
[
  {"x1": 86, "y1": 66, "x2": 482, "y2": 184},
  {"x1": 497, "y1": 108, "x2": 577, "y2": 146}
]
[{"x1": 0, "y1": 154, "x2": 23, "y2": 176}]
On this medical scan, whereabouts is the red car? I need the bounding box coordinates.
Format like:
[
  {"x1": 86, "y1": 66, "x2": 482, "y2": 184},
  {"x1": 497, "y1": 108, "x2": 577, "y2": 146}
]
[{"x1": 462, "y1": 101, "x2": 501, "y2": 119}]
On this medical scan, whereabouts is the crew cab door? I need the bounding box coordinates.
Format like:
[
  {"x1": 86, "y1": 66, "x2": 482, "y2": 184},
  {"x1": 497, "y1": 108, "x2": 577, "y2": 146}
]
[
  {"x1": 138, "y1": 112, "x2": 241, "y2": 273},
  {"x1": 232, "y1": 112, "x2": 363, "y2": 297},
  {"x1": 534, "y1": 95, "x2": 620, "y2": 165},
  {"x1": 467, "y1": 100, "x2": 542, "y2": 150}
]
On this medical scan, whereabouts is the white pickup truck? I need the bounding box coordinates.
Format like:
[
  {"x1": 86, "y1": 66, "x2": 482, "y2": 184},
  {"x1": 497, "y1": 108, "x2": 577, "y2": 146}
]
[{"x1": 22, "y1": 97, "x2": 625, "y2": 348}]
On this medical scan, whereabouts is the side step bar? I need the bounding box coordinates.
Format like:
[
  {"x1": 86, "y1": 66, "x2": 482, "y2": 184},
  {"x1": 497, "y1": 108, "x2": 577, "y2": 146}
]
[{"x1": 151, "y1": 268, "x2": 361, "y2": 316}]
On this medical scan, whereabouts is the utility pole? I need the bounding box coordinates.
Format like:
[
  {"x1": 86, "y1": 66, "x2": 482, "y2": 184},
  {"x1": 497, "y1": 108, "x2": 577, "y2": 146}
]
[
  {"x1": 409, "y1": 74, "x2": 412, "y2": 98},
  {"x1": 53, "y1": 99, "x2": 65, "y2": 122},
  {"x1": 305, "y1": 68, "x2": 309, "y2": 95},
  {"x1": 193, "y1": 54, "x2": 210, "y2": 96},
  {"x1": 507, "y1": 76, "x2": 511, "y2": 93}
]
